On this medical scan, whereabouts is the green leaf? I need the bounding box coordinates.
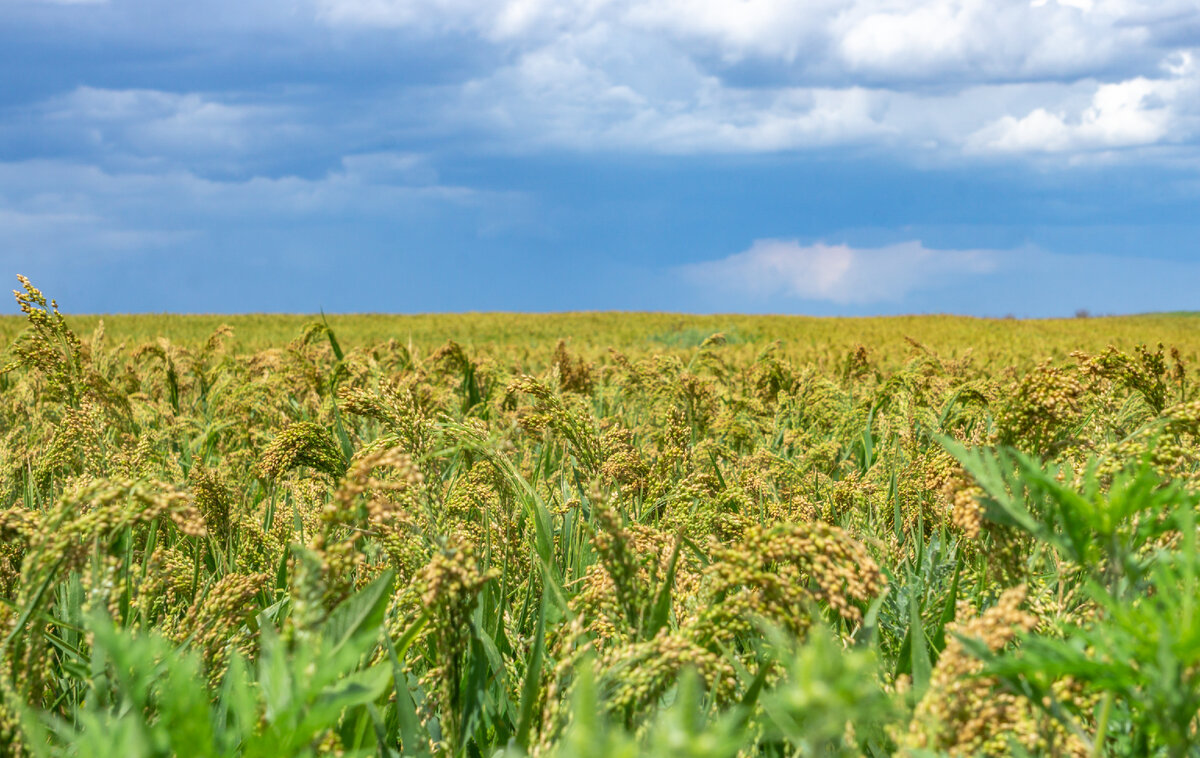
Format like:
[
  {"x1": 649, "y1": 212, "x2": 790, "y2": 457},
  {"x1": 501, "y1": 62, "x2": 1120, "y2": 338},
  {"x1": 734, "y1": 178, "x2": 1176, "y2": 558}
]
[
  {"x1": 383, "y1": 631, "x2": 429, "y2": 758},
  {"x1": 930, "y1": 557, "x2": 962, "y2": 654},
  {"x1": 515, "y1": 592, "x2": 547, "y2": 749},
  {"x1": 643, "y1": 534, "x2": 683, "y2": 639},
  {"x1": 320, "y1": 310, "x2": 345, "y2": 362},
  {"x1": 323, "y1": 569, "x2": 395, "y2": 657},
  {"x1": 908, "y1": 585, "x2": 933, "y2": 697}
]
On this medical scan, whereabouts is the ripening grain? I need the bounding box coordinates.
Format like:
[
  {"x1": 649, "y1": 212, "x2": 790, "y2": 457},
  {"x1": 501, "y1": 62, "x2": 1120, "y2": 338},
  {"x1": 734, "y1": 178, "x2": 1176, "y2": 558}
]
[{"x1": 0, "y1": 276, "x2": 1197, "y2": 757}]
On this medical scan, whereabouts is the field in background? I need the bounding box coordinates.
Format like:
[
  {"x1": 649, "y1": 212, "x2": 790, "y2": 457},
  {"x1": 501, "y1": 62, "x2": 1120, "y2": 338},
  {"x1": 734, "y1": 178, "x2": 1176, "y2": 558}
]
[
  {"x1": 2, "y1": 310, "x2": 1199, "y2": 365},
  {"x1": 2, "y1": 279, "x2": 1199, "y2": 757}
]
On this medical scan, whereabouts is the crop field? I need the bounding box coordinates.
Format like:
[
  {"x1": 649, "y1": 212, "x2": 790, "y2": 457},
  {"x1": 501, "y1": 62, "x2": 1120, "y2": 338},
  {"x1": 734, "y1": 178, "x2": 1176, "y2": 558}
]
[{"x1": 2, "y1": 275, "x2": 1200, "y2": 757}]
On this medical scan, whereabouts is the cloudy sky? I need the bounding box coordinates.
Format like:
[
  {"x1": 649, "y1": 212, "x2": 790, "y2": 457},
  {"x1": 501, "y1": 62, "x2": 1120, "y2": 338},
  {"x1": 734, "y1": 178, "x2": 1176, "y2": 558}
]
[{"x1": 3, "y1": 0, "x2": 1199, "y2": 315}]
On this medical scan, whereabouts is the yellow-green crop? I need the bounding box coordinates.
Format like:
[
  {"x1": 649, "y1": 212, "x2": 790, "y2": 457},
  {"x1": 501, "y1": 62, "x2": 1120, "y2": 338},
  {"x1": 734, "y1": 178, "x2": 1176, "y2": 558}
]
[{"x1": 0, "y1": 276, "x2": 1198, "y2": 757}]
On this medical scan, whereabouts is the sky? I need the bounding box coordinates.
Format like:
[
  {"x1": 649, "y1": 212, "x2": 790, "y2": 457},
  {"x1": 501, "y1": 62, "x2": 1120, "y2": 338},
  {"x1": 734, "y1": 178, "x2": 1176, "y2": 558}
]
[{"x1": 2, "y1": 0, "x2": 1200, "y2": 316}]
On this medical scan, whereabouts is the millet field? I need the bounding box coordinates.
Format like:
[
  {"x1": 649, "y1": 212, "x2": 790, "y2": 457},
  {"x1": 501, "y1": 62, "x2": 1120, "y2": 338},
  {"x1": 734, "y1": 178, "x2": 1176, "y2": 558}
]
[{"x1": 2, "y1": 275, "x2": 1200, "y2": 757}]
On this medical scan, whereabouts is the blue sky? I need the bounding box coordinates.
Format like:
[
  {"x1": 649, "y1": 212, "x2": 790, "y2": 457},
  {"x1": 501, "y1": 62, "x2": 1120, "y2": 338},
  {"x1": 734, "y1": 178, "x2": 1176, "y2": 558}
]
[{"x1": 2, "y1": 0, "x2": 1199, "y2": 316}]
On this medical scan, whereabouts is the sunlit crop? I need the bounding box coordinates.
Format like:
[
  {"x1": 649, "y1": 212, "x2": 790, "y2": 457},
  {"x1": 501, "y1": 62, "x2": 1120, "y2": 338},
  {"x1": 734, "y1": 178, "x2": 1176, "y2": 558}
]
[{"x1": 0, "y1": 276, "x2": 1198, "y2": 757}]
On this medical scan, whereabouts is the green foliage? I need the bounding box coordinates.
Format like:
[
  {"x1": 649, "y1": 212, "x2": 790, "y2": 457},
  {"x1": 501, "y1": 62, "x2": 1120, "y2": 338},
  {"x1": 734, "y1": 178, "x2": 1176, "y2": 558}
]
[
  {"x1": 27, "y1": 573, "x2": 395, "y2": 758},
  {"x1": 947, "y1": 442, "x2": 1200, "y2": 756}
]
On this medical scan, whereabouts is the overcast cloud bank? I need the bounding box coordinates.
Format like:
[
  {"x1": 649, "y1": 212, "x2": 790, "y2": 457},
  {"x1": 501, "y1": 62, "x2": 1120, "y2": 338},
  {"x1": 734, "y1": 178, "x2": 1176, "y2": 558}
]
[{"x1": 3, "y1": 0, "x2": 1199, "y2": 313}]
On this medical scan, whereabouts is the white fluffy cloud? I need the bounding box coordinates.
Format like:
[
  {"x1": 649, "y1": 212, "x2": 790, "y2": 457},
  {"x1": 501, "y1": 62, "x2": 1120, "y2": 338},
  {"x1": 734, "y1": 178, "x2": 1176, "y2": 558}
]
[
  {"x1": 831, "y1": 0, "x2": 1149, "y2": 81},
  {"x1": 679, "y1": 239, "x2": 1001, "y2": 304},
  {"x1": 315, "y1": 0, "x2": 1172, "y2": 79},
  {"x1": 10, "y1": 2, "x2": 1200, "y2": 163},
  {"x1": 455, "y1": 34, "x2": 899, "y2": 153},
  {"x1": 309, "y1": 0, "x2": 1200, "y2": 161},
  {"x1": 969, "y1": 54, "x2": 1200, "y2": 153}
]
